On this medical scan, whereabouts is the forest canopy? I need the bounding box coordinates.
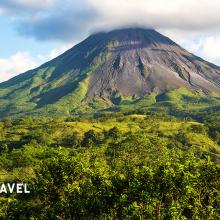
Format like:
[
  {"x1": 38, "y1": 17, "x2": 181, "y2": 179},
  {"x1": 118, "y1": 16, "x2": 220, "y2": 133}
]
[{"x1": 0, "y1": 113, "x2": 219, "y2": 219}]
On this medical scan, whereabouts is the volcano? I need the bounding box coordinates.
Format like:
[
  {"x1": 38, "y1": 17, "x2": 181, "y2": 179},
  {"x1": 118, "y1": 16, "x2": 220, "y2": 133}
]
[{"x1": 0, "y1": 28, "x2": 220, "y2": 117}]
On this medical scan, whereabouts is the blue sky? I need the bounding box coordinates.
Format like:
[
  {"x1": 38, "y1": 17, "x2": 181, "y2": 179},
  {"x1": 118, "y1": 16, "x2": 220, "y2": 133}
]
[
  {"x1": 0, "y1": 16, "x2": 57, "y2": 58},
  {"x1": 1, "y1": 0, "x2": 220, "y2": 82}
]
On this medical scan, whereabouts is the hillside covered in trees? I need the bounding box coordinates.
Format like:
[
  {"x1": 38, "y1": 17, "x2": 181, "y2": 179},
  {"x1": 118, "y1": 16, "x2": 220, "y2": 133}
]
[{"x1": 0, "y1": 112, "x2": 219, "y2": 219}]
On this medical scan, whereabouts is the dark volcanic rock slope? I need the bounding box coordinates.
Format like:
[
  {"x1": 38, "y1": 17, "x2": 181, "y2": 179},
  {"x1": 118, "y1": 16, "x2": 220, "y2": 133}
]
[
  {"x1": 86, "y1": 29, "x2": 220, "y2": 98},
  {"x1": 0, "y1": 28, "x2": 220, "y2": 117}
]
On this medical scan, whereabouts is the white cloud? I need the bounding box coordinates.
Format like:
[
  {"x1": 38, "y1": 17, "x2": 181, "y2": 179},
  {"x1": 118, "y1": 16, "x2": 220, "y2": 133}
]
[
  {"x1": 201, "y1": 36, "x2": 220, "y2": 62},
  {"x1": 1, "y1": 0, "x2": 220, "y2": 42},
  {"x1": 0, "y1": 52, "x2": 38, "y2": 82},
  {"x1": 173, "y1": 34, "x2": 220, "y2": 65},
  {"x1": 157, "y1": 29, "x2": 220, "y2": 65},
  {"x1": 0, "y1": 43, "x2": 75, "y2": 83},
  {"x1": 88, "y1": 0, "x2": 220, "y2": 31}
]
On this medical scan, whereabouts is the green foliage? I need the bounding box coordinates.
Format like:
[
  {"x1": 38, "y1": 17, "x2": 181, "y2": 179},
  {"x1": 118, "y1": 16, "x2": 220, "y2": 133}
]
[
  {"x1": 0, "y1": 114, "x2": 219, "y2": 219},
  {"x1": 1, "y1": 73, "x2": 220, "y2": 118}
]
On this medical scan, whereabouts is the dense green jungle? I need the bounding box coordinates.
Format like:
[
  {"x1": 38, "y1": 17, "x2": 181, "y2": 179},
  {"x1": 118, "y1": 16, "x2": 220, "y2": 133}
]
[{"x1": 0, "y1": 110, "x2": 219, "y2": 219}]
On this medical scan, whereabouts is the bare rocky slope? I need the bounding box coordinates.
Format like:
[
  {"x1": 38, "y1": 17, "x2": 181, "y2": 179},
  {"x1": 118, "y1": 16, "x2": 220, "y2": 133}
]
[
  {"x1": 0, "y1": 28, "x2": 220, "y2": 117},
  {"x1": 86, "y1": 29, "x2": 220, "y2": 97}
]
